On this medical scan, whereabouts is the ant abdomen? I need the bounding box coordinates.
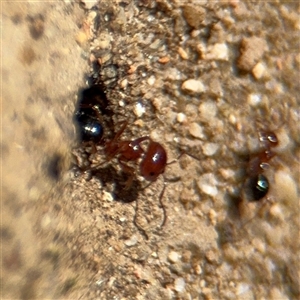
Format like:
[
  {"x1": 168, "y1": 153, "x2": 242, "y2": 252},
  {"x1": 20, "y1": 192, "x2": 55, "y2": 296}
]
[
  {"x1": 140, "y1": 141, "x2": 167, "y2": 182},
  {"x1": 76, "y1": 111, "x2": 104, "y2": 143},
  {"x1": 244, "y1": 174, "x2": 269, "y2": 202}
]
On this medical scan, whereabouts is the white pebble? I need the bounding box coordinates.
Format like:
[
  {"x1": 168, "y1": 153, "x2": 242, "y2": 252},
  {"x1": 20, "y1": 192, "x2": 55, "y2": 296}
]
[
  {"x1": 236, "y1": 282, "x2": 250, "y2": 295},
  {"x1": 247, "y1": 93, "x2": 262, "y2": 106},
  {"x1": 252, "y1": 62, "x2": 266, "y2": 79},
  {"x1": 198, "y1": 101, "x2": 217, "y2": 120},
  {"x1": 174, "y1": 277, "x2": 185, "y2": 293},
  {"x1": 133, "y1": 102, "x2": 146, "y2": 117},
  {"x1": 219, "y1": 168, "x2": 235, "y2": 180},
  {"x1": 103, "y1": 191, "x2": 113, "y2": 202},
  {"x1": 176, "y1": 113, "x2": 186, "y2": 123},
  {"x1": 124, "y1": 235, "x2": 138, "y2": 247},
  {"x1": 165, "y1": 68, "x2": 182, "y2": 80},
  {"x1": 168, "y1": 251, "x2": 180, "y2": 263},
  {"x1": 189, "y1": 122, "x2": 205, "y2": 139},
  {"x1": 204, "y1": 43, "x2": 229, "y2": 61},
  {"x1": 147, "y1": 75, "x2": 156, "y2": 86},
  {"x1": 202, "y1": 143, "x2": 219, "y2": 156},
  {"x1": 120, "y1": 79, "x2": 128, "y2": 89},
  {"x1": 182, "y1": 79, "x2": 206, "y2": 94},
  {"x1": 197, "y1": 173, "x2": 218, "y2": 196}
]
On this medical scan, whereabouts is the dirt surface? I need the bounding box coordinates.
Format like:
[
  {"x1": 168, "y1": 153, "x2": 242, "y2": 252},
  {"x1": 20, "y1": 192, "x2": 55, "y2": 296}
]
[{"x1": 1, "y1": 1, "x2": 299, "y2": 299}]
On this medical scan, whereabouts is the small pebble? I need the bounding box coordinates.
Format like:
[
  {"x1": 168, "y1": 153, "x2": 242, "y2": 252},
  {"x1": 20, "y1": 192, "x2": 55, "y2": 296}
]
[
  {"x1": 158, "y1": 56, "x2": 170, "y2": 64},
  {"x1": 247, "y1": 93, "x2": 262, "y2": 106},
  {"x1": 194, "y1": 264, "x2": 202, "y2": 275},
  {"x1": 182, "y1": 5, "x2": 205, "y2": 28},
  {"x1": 252, "y1": 62, "x2": 266, "y2": 79},
  {"x1": 133, "y1": 102, "x2": 146, "y2": 117},
  {"x1": 189, "y1": 122, "x2": 205, "y2": 139},
  {"x1": 176, "y1": 112, "x2": 186, "y2": 123},
  {"x1": 237, "y1": 36, "x2": 268, "y2": 71},
  {"x1": 200, "y1": 279, "x2": 206, "y2": 288},
  {"x1": 208, "y1": 209, "x2": 217, "y2": 225},
  {"x1": 124, "y1": 235, "x2": 138, "y2": 247},
  {"x1": 174, "y1": 277, "x2": 185, "y2": 293},
  {"x1": 178, "y1": 47, "x2": 189, "y2": 59},
  {"x1": 197, "y1": 173, "x2": 218, "y2": 196},
  {"x1": 120, "y1": 79, "x2": 128, "y2": 89},
  {"x1": 182, "y1": 79, "x2": 206, "y2": 94},
  {"x1": 219, "y1": 168, "x2": 235, "y2": 180},
  {"x1": 202, "y1": 143, "x2": 219, "y2": 156},
  {"x1": 204, "y1": 43, "x2": 229, "y2": 61},
  {"x1": 236, "y1": 282, "x2": 250, "y2": 296},
  {"x1": 103, "y1": 191, "x2": 113, "y2": 202},
  {"x1": 251, "y1": 238, "x2": 266, "y2": 254},
  {"x1": 147, "y1": 75, "x2": 156, "y2": 86},
  {"x1": 168, "y1": 251, "x2": 180, "y2": 263},
  {"x1": 198, "y1": 101, "x2": 217, "y2": 120}
]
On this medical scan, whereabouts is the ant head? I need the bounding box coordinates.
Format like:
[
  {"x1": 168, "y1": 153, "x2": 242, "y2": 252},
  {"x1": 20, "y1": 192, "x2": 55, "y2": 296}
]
[{"x1": 140, "y1": 141, "x2": 167, "y2": 182}]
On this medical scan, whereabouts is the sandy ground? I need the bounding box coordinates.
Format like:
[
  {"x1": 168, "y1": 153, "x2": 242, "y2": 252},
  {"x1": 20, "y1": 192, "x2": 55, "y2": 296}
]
[{"x1": 1, "y1": 1, "x2": 299, "y2": 299}]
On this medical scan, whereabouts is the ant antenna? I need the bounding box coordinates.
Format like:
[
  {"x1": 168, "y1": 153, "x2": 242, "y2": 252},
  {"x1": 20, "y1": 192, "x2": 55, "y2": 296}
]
[
  {"x1": 158, "y1": 182, "x2": 167, "y2": 227},
  {"x1": 133, "y1": 180, "x2": 167, "y2": 240}
]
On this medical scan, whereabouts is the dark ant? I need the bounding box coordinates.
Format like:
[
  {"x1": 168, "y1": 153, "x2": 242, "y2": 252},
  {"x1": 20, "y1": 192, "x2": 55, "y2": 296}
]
[
  {"x1": 244, "y1": 130, "x2": 279, "y2": 202},
  {"x1": 221, "y1": 130, "x2": 280, "y2": 243},
  {"x1": 75, "y1": 108, "x2": 104, "y2": 144},
  {"x1": 237, "y1": 130, "x2": 279, "y2": 228},
  {"x1": 74, "y1": 85, "x2": 114, "y2": 145}
]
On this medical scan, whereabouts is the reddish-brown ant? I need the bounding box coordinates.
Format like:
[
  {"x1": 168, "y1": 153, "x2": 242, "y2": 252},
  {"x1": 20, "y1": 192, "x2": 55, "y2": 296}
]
[{"x1": 86, "y1": 121, "x2": 174, "y2": 239}]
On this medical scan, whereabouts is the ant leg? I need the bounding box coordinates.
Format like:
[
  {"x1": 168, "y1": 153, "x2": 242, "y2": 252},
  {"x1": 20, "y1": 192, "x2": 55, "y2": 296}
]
[
  {"x1": 131, "y1": 136, "x2": 150, "y2": 145},
  {"x1": 139, "y1": 180, "x2": 168, "y2": 228},
  {"x1": 158, "y1": 182, "x2": 167, "y2": 227},
  {"x1": 111, "y1": 121, "x2": 128, "y2": 142}
]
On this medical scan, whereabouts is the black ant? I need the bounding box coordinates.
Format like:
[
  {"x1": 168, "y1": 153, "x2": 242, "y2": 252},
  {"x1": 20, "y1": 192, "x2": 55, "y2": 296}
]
[
  {"x1": 220, "y1": 130, "x2": 280, "y2": 244},
  {"x1": 74, "y1": 85, "x2": 114, "y2": 146},
  {"x1": 244, "y1": 130, "x2": 278, "y2": 202},
  {"x1": 238, "y1": 130, "x2": 279, "y2": 227}
]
